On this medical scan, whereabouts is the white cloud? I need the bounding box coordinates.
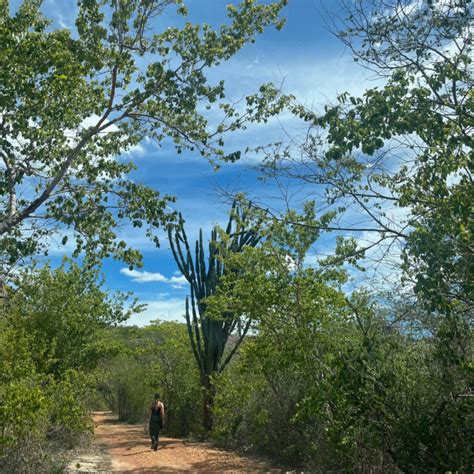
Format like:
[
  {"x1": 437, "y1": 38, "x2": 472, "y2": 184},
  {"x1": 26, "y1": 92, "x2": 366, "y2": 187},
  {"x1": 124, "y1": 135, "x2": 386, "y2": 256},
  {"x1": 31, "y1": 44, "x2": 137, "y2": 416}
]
[
  {"x1": 76, "y1": 115, "x2": 146, "y2": 157},
  {"x1": 284, "y1": 254, "x2": 297, "y2": 272},
  {"x1": 211, "y1": 50, "x2": 379, "y2": 109},
  {"x1": 169, "y1": 274, "x2": 188, "y2": 288},
  {"x1": 120, "y1": 268, "x2": 168, "y2": 283},
  {"x1": 126, "y1": 297, "x2": 186, "y2": 326},
  {"x1": 120, "y1": 267, "x2": 188, "y2": 288},
  {"x1": 122, "y1": 142, "x2": 146, "y2": 157},
  {"x1": 58, "y1": 19, "x2": 69, "y2": 29}
]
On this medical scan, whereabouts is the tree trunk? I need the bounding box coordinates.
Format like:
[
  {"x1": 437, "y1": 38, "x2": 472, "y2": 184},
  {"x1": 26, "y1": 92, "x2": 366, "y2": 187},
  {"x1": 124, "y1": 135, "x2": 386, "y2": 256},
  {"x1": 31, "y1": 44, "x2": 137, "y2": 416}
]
[{"x1": 201, "y1": 374, "x2": 215, "y2": 432}]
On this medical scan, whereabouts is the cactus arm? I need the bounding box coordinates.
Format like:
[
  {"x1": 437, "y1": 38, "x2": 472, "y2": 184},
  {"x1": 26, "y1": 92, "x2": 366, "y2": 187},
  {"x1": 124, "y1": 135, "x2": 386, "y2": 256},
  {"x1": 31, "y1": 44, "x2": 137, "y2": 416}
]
[
  {"x1": 219, "y1": 318, "x2": 252, "y2": 374},
  {"x1": 185, "y1": 296, "x2": 203, "y2": 373},
  {"x1": 190, "y1": 286, "x2": 205, "y2": 368},
  {"x1": 168, "y1": 226, "x2": 188, "y2": 278}
]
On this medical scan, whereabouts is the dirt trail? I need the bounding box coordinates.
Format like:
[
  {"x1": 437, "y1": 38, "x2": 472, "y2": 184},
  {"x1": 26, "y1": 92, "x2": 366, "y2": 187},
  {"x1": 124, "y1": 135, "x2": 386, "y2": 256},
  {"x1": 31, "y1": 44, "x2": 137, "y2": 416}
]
[{"x1": 82, "y1": 411, "x2": 281, "y2": 472}]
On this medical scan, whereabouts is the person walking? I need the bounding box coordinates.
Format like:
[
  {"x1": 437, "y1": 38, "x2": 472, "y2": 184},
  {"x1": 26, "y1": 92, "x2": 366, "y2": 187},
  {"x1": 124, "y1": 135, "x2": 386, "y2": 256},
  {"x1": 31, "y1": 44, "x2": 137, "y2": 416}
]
[{"x1": 149, "y1": 393, "x2": 165, "y2": 451}]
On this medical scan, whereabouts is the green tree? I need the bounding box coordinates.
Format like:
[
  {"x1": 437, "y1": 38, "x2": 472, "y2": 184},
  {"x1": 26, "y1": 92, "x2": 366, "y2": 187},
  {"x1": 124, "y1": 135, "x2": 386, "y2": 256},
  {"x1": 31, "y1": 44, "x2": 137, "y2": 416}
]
[
  {"x1": 0, "y1": 0, "x2": 289, "y2": 269},
  {"x1": 209, "y1": 212, "x2": 472, "y2": 471},
  {"x1": 0, "y1": 261, "x2": 132, "y2": 471},
  {"x1": 206, "y1": 205, "x2": 350, "y2": 465},
  {"x1": 246, "y1": 4, "x2": 473, "y2": 467},
  {"x1": 96, "y1": 322, "x2": 201, "y2": 435},
  {"x1": 144, "y1": 321, "x2": 201, "y2": 435},
  {"x1": 266, "y1": 0, "x2": 473, "y2": 314},
  {"x1": 4, "y1": 261, "x2": 136, "y2": 378}
]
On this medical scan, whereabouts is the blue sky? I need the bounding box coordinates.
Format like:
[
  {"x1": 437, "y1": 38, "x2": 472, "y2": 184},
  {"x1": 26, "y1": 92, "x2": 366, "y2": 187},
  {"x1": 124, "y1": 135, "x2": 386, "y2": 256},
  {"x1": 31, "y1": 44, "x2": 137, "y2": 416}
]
[{"x1": 26, "y1": 0, "x2": 380, "y2": 325}]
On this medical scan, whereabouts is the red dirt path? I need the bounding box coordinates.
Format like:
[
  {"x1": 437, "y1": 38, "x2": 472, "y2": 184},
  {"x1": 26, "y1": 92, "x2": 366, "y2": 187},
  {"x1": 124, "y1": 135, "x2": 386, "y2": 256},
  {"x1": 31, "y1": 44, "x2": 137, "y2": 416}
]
[{"x1": 92, "y1": 411, "x2": 280, "y2": 472}]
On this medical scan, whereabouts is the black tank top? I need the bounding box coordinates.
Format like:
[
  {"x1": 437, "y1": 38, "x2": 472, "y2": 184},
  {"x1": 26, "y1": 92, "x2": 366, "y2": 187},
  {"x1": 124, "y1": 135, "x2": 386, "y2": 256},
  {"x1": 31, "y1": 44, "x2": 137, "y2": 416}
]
[{"x1": 151, "y1": 404, "x2": 162, "y2": 418}]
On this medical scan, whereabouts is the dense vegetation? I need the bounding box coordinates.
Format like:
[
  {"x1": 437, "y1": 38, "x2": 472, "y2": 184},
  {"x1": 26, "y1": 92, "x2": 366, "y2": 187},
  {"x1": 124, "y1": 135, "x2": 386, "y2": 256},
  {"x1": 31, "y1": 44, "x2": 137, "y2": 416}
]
[
  {"x1": 0, "y1": 263, "x2": 133, "y2": 471},
  {"x1": 1, "y1": 0, "x2": 472, "y2": 472}
]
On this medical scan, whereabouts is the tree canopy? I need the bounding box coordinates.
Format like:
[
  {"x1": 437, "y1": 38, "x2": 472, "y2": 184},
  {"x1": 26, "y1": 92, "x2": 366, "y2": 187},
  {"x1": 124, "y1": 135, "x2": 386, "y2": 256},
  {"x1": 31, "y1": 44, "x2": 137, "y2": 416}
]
[
  {"x1": 262, "y1": 0, "x2": 473, "y2": 314},
  {"x1": 0, "y1": 0, "x2": 288, "y2": 269}
]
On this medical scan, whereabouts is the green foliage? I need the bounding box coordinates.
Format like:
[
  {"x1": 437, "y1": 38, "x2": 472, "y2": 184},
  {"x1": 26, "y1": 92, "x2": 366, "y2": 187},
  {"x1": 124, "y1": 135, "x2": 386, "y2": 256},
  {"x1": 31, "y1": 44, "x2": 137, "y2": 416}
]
[
  {"x1": 0, "y1": 0, "x2": 290, "y2": 267},
  {"x1": 208, "y1": 208, "x2": 472, "y2": 472},
  {"x1": 212, "y1": 283, "x2": 473, "y2": 471},
  {"x1": 100, "y1": 353, "x2": 151, "y2": 423},
  {"x1": 274, "y1": 0, "x2": 474, "y2": 315},
  {"x1": 207, "y1": 206, "x2": 347, "y2": 464},
  {"x1": 144, "y1": 321, "x2": 201, "y2": 435},
  {"x1": 0, "y1": 261, "x2": 133, "y2": 471},
  {"x1": 247, "y1": 7, "x2": 474, "y2": 467},
  {"x1": 96, "y1": 321, "x2": 201, "y2": 436},
  {"x1": 213, "y1": 346, "x2": 323, "y2": 465},
  {"x1": 263, "y1": 6, "x2": 474, "y2": 467}
]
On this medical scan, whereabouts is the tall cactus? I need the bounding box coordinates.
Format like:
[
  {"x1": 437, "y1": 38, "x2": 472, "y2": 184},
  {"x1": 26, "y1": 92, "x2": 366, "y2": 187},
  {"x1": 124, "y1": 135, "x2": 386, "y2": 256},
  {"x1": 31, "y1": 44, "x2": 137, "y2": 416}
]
[{"x1": 168, "y1": 201, "x2": 261, "y2": 430}]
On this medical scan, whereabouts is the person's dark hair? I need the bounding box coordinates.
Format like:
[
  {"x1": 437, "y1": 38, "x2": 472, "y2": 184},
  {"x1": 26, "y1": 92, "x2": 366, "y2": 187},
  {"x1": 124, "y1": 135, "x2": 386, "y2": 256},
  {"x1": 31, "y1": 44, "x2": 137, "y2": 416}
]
[{"x1": 154, "y1": 393, "x2": 160, "y2": 400}]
